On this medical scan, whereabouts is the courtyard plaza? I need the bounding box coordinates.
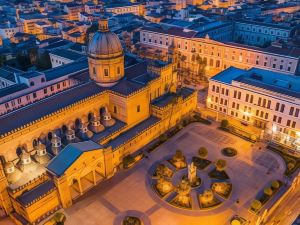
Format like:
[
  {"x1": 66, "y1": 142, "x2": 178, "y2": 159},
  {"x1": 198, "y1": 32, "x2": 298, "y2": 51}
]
[{"x1": 56, "y1": 122, "x2": 286, "y2": 225}]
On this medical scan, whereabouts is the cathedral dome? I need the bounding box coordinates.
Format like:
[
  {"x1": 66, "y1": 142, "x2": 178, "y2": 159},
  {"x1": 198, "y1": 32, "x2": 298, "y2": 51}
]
[
  {"x1": 87, "y1": 19, "x2": 123, "y2": 60},
  {"x1": 87, "y1": 17, "x2": 125, "y2": 87}
]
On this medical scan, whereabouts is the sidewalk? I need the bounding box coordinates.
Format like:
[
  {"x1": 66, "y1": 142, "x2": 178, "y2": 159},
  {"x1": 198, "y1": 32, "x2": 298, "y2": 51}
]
[{"x1": 198, "y1": 107, "x2": 263, "y2": 137}]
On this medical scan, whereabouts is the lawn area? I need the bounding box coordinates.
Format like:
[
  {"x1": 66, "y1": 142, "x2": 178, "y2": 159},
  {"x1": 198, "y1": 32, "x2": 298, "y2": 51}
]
[{"x1": 267, "y1": 144, "x2": 300, "y2": 177}]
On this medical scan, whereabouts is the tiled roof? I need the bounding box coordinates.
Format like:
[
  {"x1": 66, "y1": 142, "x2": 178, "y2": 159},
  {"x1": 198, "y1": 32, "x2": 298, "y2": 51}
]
[
  {"x1": 44, "y1": 58, "x2": 88, "y2": 81},
  {"x1": 211, "y1": 67, "x2": 300, "y2": 98},
  {"x1": 0, "y1": 84, "x2": 28, "y2": 98},
  {"x1": 16, "y1": 180, "x2": 55, "y2": 207},
  {"x1": 47, "y1": 141, "x2": 103, "y2": 176},
  {"x1": 107, "y1": 116, "x2": 160, "y2": 149},
  {"x1": 142, "y1": 26, "x2": 198, "y2": 38},
  {"x1": 152, "y1": 87, "x2": 195, "y2": 108},
  {"x1": 50, "y1": 49, "x2": 85, "y2": 61},
  {"x1": 0, "y1": 82, "x2": 105, "y2": 136},
  {"x1": 111, "y1": 79, "x2": 145, "y2": 95}
]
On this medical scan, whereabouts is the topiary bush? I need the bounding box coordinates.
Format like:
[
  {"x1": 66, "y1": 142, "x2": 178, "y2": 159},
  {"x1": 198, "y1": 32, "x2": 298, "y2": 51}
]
[
  {"x1": 221, "y1": 119, "x2": 229, "y2": 129},
  {"x1": 264, "y1": 187, "x2": 273, "y2": 196},
  {"x1": 215, "y1": 159, "x2": 227, "y2": 171},
  {"x1": 271, "y1": 180, "x2": 280, "y2": 189},
  {"x1": 251, "y1": 200, "x2": 262, "y2": 211}
]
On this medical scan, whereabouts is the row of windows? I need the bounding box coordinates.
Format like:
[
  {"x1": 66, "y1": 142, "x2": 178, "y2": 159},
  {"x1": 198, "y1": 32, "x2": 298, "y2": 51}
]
[
  {"x1": 237, "y1": 24, "x2": 289, "y2": 37},
  {"x1": 3, "y1": 81, "x2": 68, "y2": 110},
  {"x1": 211, "y1": 85, "x2": 229, "y2": 96},
  {"x1": 142, "y1": 32, "x2": 295, "y2": 72}
]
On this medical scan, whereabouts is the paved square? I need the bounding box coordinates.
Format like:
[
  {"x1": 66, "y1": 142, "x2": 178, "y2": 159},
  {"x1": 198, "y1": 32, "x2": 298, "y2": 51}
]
[{"x1": 63, "y1": 123, "x2": 285, "y2": 225}]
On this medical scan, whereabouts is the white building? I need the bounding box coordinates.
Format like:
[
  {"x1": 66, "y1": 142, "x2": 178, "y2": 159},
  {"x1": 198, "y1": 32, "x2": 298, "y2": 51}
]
[
  {"x1": 234, "y1": 20, "x2": 294, "y2": 47},
  {"x1": 140, "y1": 25, "x2": 300, "y2": 75},
  {"x1": 49, "y1": 49, "x2": 86, "y2": 68},
  {"x1": 0, "y1": 24, "x2": 22, "y2": 40},
  {"x1": 207, "y1": 67, "x2": 300, "y2": 151},
  {"x1": 0, "y1": 59, "x2": 87, "y2": 115}
]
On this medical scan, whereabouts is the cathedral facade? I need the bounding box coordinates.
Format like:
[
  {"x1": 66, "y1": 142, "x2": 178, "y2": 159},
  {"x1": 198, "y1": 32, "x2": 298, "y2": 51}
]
[{"x1": 0, "y1": 17, "x2": 197, "y2": 224}]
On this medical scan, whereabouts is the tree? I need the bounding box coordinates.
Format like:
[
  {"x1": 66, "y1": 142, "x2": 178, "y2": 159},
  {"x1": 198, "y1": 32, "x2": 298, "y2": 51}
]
[
  {"x1": 0, "y1": 55, "x2": 6, "y2": 66},
  {"x1": 198, "y1": 147, "x2": 208, "y2": 159},
  {"x1": 264, "y1": 187, "x2": 273, "y2": 196},
  {"x1": 215, "y1": 159, "x2": 226, "y2": 171},
  {"x1": 85, "y1": 23, "x2": 98, "y2": 45},
  {"x1": 251, "y1": 200, "x2": 262, "y2": 211},
  {"x1": 221, "y1": 119, "x2": 229, "y2": 129},
  {"x1": 35, "y1": 51, "x2": 51, "y2": 70},
  {"x1": 271, "y1": 181, "x2": 280, "y2": 189}
]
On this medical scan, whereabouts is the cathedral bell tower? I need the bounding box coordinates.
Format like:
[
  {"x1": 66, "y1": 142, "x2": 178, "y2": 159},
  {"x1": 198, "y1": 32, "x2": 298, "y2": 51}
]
[{"x1": 87, "y1": 17, "x2": 125, "y2": 87}]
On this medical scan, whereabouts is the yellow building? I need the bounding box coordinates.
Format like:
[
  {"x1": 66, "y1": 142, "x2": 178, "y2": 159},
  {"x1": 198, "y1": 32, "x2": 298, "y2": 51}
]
[{"x1": 0, "y1": 17, "x2": 197, "y2": 224}]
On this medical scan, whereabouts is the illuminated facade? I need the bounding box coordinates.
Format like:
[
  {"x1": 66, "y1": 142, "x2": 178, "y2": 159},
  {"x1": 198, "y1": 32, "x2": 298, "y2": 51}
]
[
  {"x1": 0, "y1": 18, "x2": 197, "y2": 224},
  {"x1": 207, "y1": 67, "x2": 300, "y2": 151},
  {"x1": 140, "y1": 26, "x2": 300, "y2": 76}
]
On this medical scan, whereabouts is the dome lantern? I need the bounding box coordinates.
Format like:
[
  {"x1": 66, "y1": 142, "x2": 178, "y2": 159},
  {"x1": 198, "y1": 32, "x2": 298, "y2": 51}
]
[{"x1": 98, "y1": 17, "x2": 108, "y2": 32}]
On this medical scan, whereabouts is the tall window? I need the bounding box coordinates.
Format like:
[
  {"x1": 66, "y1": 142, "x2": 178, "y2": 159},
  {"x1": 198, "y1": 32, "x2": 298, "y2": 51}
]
[
  {"x1": 104, "y1": 69, "x2": 109, "y2": 76},
  {"x1": 137, "y1": 105, "x2": 140, "y2": 112},
  {"x1": 117, "y1": 67, "x2": 120, "y2": 75},
  {"x1": 113, "y1": 106, "x2": 117, "y2": 113}
]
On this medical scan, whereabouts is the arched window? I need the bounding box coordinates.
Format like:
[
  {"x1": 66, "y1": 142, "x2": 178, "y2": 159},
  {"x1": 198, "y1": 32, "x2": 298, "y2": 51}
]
[
  {"x1": 30, "y1": 81, "x2": 35, "y2": 86},
  {"x1": 41, "y1": 78, "x2": 45, "y2": 83}
]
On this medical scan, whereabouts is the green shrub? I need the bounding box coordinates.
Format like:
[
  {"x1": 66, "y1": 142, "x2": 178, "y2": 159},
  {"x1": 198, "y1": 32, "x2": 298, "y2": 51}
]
[
  {"x1": 221, "y1": 120, "x2": 229, "y2": 129},
  {"x1": 123, "y1": 155, "x2": 135, "y2": 168},
  {"x1": 215, "y1": 159, "x2": 226, "y2": 171},
  {"x1": 264, "y1": 187, "x2": 273, "y2": 196},
  {"x1": 271, "y1": 181, "x2": 280, "y2": 189},
  {"x1": 251, "y1": 200, "x2": 262, "y2": 211}
]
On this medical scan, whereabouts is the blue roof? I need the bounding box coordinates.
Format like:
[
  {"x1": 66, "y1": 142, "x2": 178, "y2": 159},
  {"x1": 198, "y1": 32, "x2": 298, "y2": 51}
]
[
  {"x1": 152, "y1": 87, "x2": 195, "y2": 108},
  {"x1": 19, "y1": 71, "x2": 42, "y2": 79},
  {"x1": 0, "y1": 84, "x2": 28, "y2": 98},
  {"x1": 0, "y1": 82, "x2": 104, "y2": 136},
  {"x1": 47, "y1": 141, "x2": 103, "y2": 176},
  {"x1": 211, "y1": 67, "x2": 300, "y2": 98},
  {"x1": 16, "y1": 180, "x2": 55, "y2": 207},
  {"x1": 210, "y1": 67, "x2": 245, "y2": 84},
  {"x1": 51, "y1": 49, "x2": 85, "y2": 61},
  {"x1": 107, "y1": 116, "x2": 160, "y2": 149},
  {"x1": 44, "y1": 58, "x2": 88, "y2": 81}
]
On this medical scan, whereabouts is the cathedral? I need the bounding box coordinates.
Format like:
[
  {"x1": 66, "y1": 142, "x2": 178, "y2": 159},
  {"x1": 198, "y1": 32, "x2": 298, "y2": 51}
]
[{"x1": 0, "y1": 17, "x2": 197, "y2": 224}]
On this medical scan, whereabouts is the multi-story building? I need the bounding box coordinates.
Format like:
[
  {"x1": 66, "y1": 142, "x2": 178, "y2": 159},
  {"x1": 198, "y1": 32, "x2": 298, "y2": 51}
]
[
  {"x1": 139, "y1": 25, "x2": 300, "y2": 75},
  {"x1": 0, "y1": 59, "x2": 87, "y2": 115},
  {"x1": 19, "y1": 13, "x2": 48, "y2": 35},
  {"x1": 49, "y1": 48, "x2": 86, "y2": 68},
  {"x1": 233, "y1": 20, "x2": 295, "y2": 47},
  {"x1": 105, "y1": 2, "x2": 145, "y2": 16},
  {"x1": 207, "y1": 67, "x2": 300, "y2": 151},
  {"x1": 63, "y1": 3, "x2": 83, "y2": 21},
  {"x1": 0, "y1": 23, "x2": 22, "y2": 40},
  {"x1": 0, "y1": 18, "x2": 197, "y2": 225}
]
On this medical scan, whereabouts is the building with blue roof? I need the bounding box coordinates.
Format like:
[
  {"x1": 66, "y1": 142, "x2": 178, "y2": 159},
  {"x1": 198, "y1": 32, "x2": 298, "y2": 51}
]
[{"x1": 208, "y1": 66, "x2": 300, "y2": 152}]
